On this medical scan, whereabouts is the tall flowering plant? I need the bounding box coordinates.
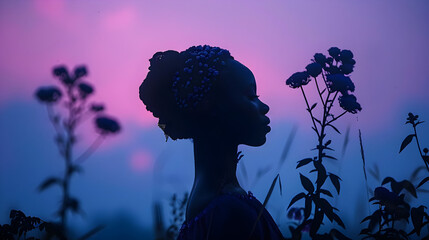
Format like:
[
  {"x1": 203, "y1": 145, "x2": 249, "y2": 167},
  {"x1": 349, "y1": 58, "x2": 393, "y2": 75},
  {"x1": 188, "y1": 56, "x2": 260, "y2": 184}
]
[
  {"x1": 35, "y1": 65, "x2": 120, "y2": 234},
  {"x1": 285, "y1": 47, "x2": 361, "y2": 239}
]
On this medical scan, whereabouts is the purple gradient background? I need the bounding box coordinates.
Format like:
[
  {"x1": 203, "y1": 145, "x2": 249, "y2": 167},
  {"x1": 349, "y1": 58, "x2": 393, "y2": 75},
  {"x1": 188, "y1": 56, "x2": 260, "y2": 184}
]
[{"x1": 1, "y1": 0, "x2": 428, "y2": 239}]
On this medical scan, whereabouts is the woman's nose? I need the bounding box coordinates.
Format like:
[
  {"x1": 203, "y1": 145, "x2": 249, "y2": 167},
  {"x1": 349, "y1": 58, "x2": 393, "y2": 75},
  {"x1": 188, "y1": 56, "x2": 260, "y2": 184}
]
[{"x1": 260, "y1": 100, "x2": 269, "y2": 115}]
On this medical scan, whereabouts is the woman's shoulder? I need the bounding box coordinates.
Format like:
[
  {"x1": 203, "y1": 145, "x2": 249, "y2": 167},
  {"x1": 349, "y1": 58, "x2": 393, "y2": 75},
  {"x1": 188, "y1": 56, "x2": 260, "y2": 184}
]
[{"x1": 179, "y1": 191, "x2": 284, "y2": 240}]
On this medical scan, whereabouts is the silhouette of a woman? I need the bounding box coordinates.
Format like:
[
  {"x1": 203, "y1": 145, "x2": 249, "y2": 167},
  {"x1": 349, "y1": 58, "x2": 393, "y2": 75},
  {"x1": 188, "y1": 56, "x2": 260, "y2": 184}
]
[{"x1": 140, "y1": 45, "x2": 284, "y2": 240}]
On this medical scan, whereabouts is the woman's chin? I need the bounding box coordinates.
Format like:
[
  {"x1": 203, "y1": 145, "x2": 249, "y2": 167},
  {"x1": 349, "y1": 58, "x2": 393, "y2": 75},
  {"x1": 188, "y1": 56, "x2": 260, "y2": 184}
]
[{"x1": 244, "y1": 134, "x2": 268, "y2": 147}]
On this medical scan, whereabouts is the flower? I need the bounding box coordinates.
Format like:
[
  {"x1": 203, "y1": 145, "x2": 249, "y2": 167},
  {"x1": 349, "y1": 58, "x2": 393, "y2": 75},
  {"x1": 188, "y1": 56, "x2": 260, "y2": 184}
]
[
  {"x1": 95, "y1": 116, "x2": 120, "y2": 134},
  {"x1": 340, "y1": 63, "x2": 354, "y2": 75},
  {"x1": 326, "y1": 74, "x2": 355, "y2": 94},
  {"x1": 74, "y1": 66, "x2": 88, "y2": 79},
  {"x1": 286, "y1": 71, "x2": 311, "y2": 88},
  {"x1": 338, "y1": 94, "x2": 362, "y2": 114},
  {"x1": 406, "y1": 112, "x2": 419, "y2": 125},
  {"x1": 328, "y1": 47, "x2": 341, "y2": 58},
  {"x1": 53, "y1": 66, "x2": 74, "y2": 86},
  {"x1": 78, "y1": 82, "x2": 94, "y2": 98},
  {"x1": 35, "y1": 86, "x2": 62, "y2": 103},
  {"x1": 90, "y1": 103, "x2": 104, "y2": 112},
  {"x1": 305, "y1": 63, "x2": 322, "y2": 78},
  {"x1": 313, "y1": 53, "x2": 327, "y2": 66},
  {"x1": 339, "y1": 49, "x2": 354, "y2": 62}
]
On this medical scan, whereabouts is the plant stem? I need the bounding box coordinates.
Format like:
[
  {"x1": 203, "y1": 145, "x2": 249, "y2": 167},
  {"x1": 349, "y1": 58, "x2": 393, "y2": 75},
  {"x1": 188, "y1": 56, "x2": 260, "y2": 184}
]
[
  {"x1": 46, "y1": 105, "x2": 65, "y2": 156},
  {"x1": 314, "y1": 77, "x2": 325, "y2": 107},
  {"x1": 327, "y1": 111, "x2": 347, "y2": 125},
  {"x1": 300, "y1": 86, "x2": 320, "y2": 138},
  {"x1": 413, "y1": 124, "x2": 429, "y2": 172}
]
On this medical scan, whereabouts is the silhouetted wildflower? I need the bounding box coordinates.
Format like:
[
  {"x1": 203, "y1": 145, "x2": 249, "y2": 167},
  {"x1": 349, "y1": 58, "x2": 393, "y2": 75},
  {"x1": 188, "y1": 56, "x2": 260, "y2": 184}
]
[
  {"x1": 340, "y1": 63, "x2": 354, "y2": 75},
  {"x1": 328, "y1": 47, "x2": 340, "y2": 59},
  {"x1": 338, "y1": 94, "x2": 361, "y2": 114},
  {"x1": 53, "y1": 66, "x2": 74, "y2": 86},
  {"x1": 35, "y1": 86, "x2": 62, "y2": 103},
  {"x1": 313, "y1": 53, "x2": 327, "y2": 66},
  {"x1": 74, "y1": 65, "x2": 88, "y2": 79},
  {"x1": 406, "y1": 112, "x2": 419, "y2": 125},
  {"x1": 339, "y1": 49, "x2": 353, "y2": 62},
  {"x1": 286, "y1": 71, "x2": 311, "y2": 88},
  {"x1": 91, "y1": 103, "x2": 104, "y2": 112},
  {"x1": 305, "y1": 63, "x2": 322, "y2": 78},
  {"x1": 78, "y1": 82, "x2": 94, "y2": 98},
  {"x1": 326, "y1": 74, "x2": 355, "y2": 94},
  {"x1": 95, "y1": 116, "x2": 120, "y2": 134}
]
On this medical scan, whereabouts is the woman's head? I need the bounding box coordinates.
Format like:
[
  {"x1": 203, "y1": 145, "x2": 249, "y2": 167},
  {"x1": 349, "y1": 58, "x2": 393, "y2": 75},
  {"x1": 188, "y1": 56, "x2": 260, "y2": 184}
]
[{"x1": 139, "y1": 45, "x2": 270, "y2": 146}]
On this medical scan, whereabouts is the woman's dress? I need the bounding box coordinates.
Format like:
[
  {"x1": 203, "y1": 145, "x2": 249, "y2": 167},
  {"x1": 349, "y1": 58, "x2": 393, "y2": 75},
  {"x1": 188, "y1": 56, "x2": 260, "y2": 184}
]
[{"x1": 177, "y1": 191, "x2": 284, "y2": 240}]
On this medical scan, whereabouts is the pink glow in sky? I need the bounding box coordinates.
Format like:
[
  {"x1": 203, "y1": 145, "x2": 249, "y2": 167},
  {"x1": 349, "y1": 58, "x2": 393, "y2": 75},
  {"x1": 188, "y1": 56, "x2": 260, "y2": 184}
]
[
  {"x1": 2, "y1": 0, "x2": 427, "y2": 133},
  {"x1": 130, "y1": 150, "x2": 153, "y2": 172}
]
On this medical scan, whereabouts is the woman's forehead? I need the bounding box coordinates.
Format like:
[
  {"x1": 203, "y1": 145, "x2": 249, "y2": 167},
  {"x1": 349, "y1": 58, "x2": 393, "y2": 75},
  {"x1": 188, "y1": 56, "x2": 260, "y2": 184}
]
[{"x1": 222, "y1": 60, "x2": 256, "y2": 91}]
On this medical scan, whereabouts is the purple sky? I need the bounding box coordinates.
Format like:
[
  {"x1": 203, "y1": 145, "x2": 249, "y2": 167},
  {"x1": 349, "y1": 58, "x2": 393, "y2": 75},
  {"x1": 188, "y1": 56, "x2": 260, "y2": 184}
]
[{"x1": 1, "y1": 1, "x2": 429, "y2": 238}]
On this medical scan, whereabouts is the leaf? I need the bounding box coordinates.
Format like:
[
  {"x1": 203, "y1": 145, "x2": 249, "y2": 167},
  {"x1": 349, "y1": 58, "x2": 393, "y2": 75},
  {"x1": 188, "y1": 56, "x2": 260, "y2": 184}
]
[
  {"x1": 368, "y1": 210, "x2": 382, "y2": 231},
  {"x1": 324, "y1": 140, "x2": 332, "y2": 146},
  {"x1": 304, "y1": 196, "x2": 312, "y2": 220},
  {"x1": 287, "y1": 192, "x2": 306, "y2": 209},
  {"x1": 278, "y1": 175, "x2": 283, "y2": 196},
  {"x1": 332, "y1": 212, "x2": 345, "y2": 229},
  {"x1": 327, "y1": 123, "x2": 341, "y2": 134},
  {"x1": 311, "y1": 103, "x2": 317, "y2": 110},
  {"x1": 314, "y1": 160, "x2": 327, "y2": 187},
  {"x1": 399, "y1": 134, "x2": 414, "y2": 153},
  {"x1": 323, "y1": 154, "x2": 338, "y2": 160},
  {"x1": 417, "y1": 177, "x2": 429, "y2": 189},
  {"x1": 400, "y1": 180, "x2": 417, "y2": 198},
  {"x1": 296, "y1": 158, "x2": 312, "y2": 168},
  {"x1": 310, "y1": 210, "x2": 323, "y2": 237},
  {"x1": 329, "y1": 174, "x2": 341, "y2": 194},
  {"x1": 319, "y1": 189, "x2": 333, "y2": 197},
  {"x1": 314, "y1": 117, "x2": 322, "y2": 125},
  {"x1": 300, "y1": 174, "x2": 314, "y2": 193},
  {"x1": 38, "y1": 177, "x2": 63, "y2": 192},
  {"x1": 411, "y1": 206, "x2": 426, "y2": 236},
  {"x1": 315, "y1": 198, "x2": 334, "y2": 221}
]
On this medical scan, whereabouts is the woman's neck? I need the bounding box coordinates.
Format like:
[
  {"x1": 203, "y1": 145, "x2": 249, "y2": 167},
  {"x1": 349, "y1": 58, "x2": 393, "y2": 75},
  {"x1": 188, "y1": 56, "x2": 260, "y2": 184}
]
[{"x1": 192, "y1": 137, "x2": 242, "y2": 194}]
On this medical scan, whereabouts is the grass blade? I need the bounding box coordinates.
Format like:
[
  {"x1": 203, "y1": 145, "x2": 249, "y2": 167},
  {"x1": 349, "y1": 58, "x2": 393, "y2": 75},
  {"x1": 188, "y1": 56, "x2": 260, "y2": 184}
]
[
  {"x1": 278, "y1": 125, "x2": 298, "y2": 169},
  {"x1": 249, "y1": 174, "x2": 279, "y2": 238}
]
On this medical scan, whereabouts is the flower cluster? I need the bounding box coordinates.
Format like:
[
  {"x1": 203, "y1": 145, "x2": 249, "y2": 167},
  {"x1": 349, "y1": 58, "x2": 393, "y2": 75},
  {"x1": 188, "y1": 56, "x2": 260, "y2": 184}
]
[
  {"x1": 285, "y1": 72, "x2": 311, "y2": 88},
  {"x1": 36, "y1": 65, "x2": 93, "y2": 104},
  {"x1": 35, "y1": 86, "x2": 62, "y2": 103},
  {"x1": 95, "y1": 116, "x2": 121, "y2": 135},
  {"x1": 35, "y1": 65, "x2": 120, "y2": 134},
  {"x1": 172, "y1": 45, "x2": 233, "y2": 109},
  {"x1": 285, "y1": 47, "x2": 361, "y2": 114}
]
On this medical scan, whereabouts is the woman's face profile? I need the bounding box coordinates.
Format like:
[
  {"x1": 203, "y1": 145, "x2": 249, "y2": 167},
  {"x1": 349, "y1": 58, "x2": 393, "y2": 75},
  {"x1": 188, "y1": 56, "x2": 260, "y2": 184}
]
[{"x1": 214, "y1": 60, "x2": 270, "y2": 147}]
